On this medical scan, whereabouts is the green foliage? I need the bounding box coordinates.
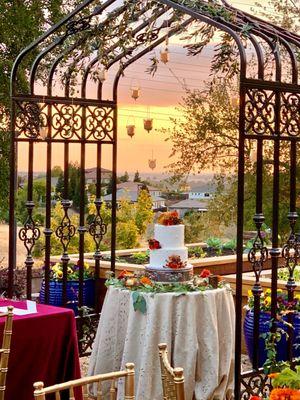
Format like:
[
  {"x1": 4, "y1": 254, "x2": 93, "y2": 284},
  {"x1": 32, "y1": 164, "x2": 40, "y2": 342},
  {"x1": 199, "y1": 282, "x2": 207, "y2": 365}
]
[
  {"x1": 165, "y1": 81, "x2": 243, "y2": 176},
  {"x1": 261, "y1": 323, "x2": 289, "y2": 374},
  {"x1": 52, "y1": 166, "x2": 63, "y2": 178},
  {"x1": 16, "y1": 181, "x2": 47, "y2": 224},
  {"x1": 131, "y1": 252, "x2": 149, "y2": 264},
  {"x1": 119, "y1": 171, "x2": 129, "y2": 183},
  {"x1": 116, "y1": 220, "x2": 139, "y2": 249},
  {"x1": 133, "y1": 171, "x2": 141, "y2": 183},
  {"x1": 272, "y1": 366, "x2": 300, "y2": 389},
  {"x1": 188, "y1": 246, "x2": 206, "y2": 258},
  {"x1": 132, "y1": 292, "x2": 147, "y2": 314},
  {"x1": 135, "y1": 189, "x2": 153, "y2": 235},
  {"x1": 183, "y1": 212, "x2": 206, "y2": 243},
  {"x1": 222, "y1": 239, "x2": 237, "y2": 251},
  {"x1": 206, "y1": 237, "x2": 222, "y2": 250}
]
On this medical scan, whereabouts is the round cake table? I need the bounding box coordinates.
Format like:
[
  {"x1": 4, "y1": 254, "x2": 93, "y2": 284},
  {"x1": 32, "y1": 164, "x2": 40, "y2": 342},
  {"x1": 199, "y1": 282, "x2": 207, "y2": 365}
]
[{"x1": 88, "y1": 285, "x2": 235, "y2": 400}]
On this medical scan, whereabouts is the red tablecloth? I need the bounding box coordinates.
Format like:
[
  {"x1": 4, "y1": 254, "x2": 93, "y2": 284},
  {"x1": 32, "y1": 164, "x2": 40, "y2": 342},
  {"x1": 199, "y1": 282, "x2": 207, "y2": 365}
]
[{"x1": 0, "y1": 299, "x2": 81, "y2": 400}]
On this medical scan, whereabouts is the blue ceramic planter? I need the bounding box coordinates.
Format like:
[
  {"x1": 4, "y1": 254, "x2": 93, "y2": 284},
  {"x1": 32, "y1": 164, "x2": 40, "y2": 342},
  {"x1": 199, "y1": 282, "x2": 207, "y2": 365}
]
[
  {"x1": 244, "y1": 310, "x2": 300, "y2": 367},
  {"x1": 40, "y1": 279, "x2": 95, "y2": 314}
]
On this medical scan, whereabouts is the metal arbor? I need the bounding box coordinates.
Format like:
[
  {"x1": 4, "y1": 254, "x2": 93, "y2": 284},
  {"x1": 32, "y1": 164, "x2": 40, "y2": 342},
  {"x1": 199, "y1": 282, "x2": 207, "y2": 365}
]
[{"x1": 9, "y1": 0, "x2": 300, "y2": 398}]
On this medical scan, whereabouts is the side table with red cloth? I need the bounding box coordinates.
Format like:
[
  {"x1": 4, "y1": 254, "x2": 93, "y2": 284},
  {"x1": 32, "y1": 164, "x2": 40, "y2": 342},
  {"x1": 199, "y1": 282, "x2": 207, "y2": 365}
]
[{"x1": 0, "y1": 299, "x2": 82, "y2": 400}]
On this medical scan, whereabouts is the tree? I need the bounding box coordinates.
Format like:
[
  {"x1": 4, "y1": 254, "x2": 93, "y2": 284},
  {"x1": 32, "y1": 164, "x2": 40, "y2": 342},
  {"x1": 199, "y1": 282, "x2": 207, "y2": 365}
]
[
  {"x1": 119, "y1": 171, "x2": 129, "y2": 183},
  {"x1": 55, "y1": 173, "x2": 64, "y2": 198},
  {"x1": 52, "y1": 166, "x2": 63, "y2": 178},
  {"x1": 15, "y1": 181, "x2": 47, "y2": 224},
  {"x1": 165, "y1": 81, "x2": 252, "y2": 177},
  {"x1": 133, "y1": 171, "x2": 141, "y2": 183},
  {"x1": 135, "y1": 189, "x2": 154, "y2": 235},
  {"x1": 0, "y1": 0, "x2": 83, "y2": 220}
]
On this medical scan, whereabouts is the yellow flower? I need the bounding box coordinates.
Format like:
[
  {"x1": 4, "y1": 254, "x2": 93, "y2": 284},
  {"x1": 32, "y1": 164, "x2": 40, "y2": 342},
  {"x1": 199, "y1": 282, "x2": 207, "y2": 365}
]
[
  {"x1": 277, "y1": 289, "x2": 283, "y2": 293},
  {"x1": 264, "y1": 296, "x2": 271, "y2": 306},
  {"x1": 67, "y1": 267, "x2": 73, "y2": 274},
  {"x1": 56, "y1": 271, "x2": 63, "y2": 278},
  {"x1": 265, "y1": 289, "x2": 271, "y2": 295},
  {"x1": 295, "y1": 294, "x2": 300, "y2": 300},
  {"x1": 248, "y1": 290, "x2": 253, "y2": 297}
]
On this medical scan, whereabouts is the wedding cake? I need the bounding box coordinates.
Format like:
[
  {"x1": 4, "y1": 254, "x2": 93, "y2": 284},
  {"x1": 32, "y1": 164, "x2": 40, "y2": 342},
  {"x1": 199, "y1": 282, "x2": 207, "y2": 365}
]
[{"x1": 146, "y1": 211, "x2": 193, "y2": 283}]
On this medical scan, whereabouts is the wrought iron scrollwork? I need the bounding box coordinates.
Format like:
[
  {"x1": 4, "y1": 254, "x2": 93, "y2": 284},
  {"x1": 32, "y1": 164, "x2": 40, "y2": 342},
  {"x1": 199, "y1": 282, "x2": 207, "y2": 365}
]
[
  {"x1": 18, "y1": 201, "x2": 41, "y2": 255},
  {"x1": 85, "y1": 106, "x2": 114, "y2": 141},
  {"x1": 52, "y1": 104, "x2": 82, "y2": 140},
  {"x1": 15, "y1": 102, "x2": 47, "y2": 139},
  {"x1": 282, "y1": 212, "x2": 300, "y2": 282},
  {"x1": 55, "y1": 200, "x2": 76, "y2": 253},
  {"x1": 248, "y1": 214, "x2": 268, "y2": 281},
  {"x1": 88, "y1": 198, "x2": 107, "y2": 254},
  {"x1": 280, "y1": 93, "x2": 300, "y2": 137},
  {"x1": 245, "y1": 89, "x2": 276, "y2": 136},
  {"x1": 240, "y1": 371, "x2": 271, "y2": 399}
]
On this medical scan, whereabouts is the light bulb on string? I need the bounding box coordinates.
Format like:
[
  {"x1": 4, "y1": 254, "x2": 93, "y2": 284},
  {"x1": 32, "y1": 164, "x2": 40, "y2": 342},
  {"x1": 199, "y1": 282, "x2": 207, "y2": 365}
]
[{"x1": 126, "y1": 116, "x2": 136, "y2": 138}]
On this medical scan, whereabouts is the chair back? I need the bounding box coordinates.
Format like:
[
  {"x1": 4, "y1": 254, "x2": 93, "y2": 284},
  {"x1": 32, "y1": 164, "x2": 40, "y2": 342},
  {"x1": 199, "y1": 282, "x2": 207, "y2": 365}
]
[
  {"x1": 0, "y1": 306, "x2": 14, "y2": 400},
  {"x1": 33, "y1": 362, "x2": 135, "y2": 400},
  {"x1": 158, "y1": 343, "x2": 185, "y2": 400}
]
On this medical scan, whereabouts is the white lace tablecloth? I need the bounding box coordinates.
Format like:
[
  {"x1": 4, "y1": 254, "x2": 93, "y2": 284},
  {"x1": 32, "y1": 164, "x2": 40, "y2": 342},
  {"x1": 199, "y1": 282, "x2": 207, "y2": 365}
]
[{"x1": 88, "y1": 285, "x2": 235, "y2": 400}]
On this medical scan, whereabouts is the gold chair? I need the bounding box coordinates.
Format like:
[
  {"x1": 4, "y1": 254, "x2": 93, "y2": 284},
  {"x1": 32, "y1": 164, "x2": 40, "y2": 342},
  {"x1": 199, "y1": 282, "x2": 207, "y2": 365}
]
[
  {"x1": 0, "y1": 306, "x2": 14, "y2": 400},
  {"x1": 33, "y1": 362, "x2": 135, "y2": 400},
  {"x1": 158, "y1": 343, "x2": 185, "y2": 400}
]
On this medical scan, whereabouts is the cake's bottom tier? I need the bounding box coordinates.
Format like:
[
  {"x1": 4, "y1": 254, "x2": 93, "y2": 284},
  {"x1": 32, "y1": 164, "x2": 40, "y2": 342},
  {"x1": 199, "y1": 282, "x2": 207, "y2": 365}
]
[
  {"x1": 146, "y1": 264, "x2": 193, "y2": 283},
  {"x1": 149, "y1": 247, "x2": 188, "y2": 269}
]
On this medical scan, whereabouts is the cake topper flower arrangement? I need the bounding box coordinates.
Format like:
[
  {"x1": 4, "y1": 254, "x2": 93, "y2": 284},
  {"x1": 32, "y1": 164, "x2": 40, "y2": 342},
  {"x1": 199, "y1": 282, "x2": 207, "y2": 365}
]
[
  {"x1": 165, "y1": 255, "x2": 187, "y2": 270},
  {"x1": 158, "y1": 211, "x2": 182, "y2": 226},
  {"x1": 148, "y1": 239, "x2": 161, "y2": 250}
]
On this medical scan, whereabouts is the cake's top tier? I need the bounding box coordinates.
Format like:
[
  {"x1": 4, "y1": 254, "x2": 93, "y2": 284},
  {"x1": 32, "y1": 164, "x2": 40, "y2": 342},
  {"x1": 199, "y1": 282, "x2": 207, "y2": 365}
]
[{"x1": 154, "y1": 224, "x2": 185, "y2": 248}]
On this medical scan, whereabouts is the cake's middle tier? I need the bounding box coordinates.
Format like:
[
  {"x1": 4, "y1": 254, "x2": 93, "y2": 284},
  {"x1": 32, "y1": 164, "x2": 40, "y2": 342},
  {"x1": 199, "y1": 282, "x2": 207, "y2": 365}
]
[{"x1": 149, "y1": 247, "x2": 188, "y2": 269}]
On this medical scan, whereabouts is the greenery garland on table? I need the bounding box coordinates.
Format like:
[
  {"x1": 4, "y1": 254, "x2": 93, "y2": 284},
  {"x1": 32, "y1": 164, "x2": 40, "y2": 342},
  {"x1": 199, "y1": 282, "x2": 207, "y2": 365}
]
[{"x1": 105, "y1": 269, "x2": 229, "y2": 314}]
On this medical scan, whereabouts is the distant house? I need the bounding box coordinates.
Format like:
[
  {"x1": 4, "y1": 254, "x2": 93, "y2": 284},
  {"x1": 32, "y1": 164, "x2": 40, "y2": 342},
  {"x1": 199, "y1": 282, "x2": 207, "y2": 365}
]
[
  {"x1": 188, "y1": 184, "x2": 215, "y2": 200},
  {"x1": 169, "y1": 199, "x2": 208, "y2": 218},
  {"x1": 85, "y1": 167, "x2": 111, "y2": 185},
  {"x1": 117, "y1": 182, "x2": 162, "y2": 198},
  {"x1": 103, "y1": 182, "x2": 166, "y2": 211}
]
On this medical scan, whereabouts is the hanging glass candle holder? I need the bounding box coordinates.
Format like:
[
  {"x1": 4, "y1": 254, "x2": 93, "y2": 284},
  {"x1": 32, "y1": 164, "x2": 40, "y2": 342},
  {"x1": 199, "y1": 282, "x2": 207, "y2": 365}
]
[
  {"x1": 98, "y1": 67, "x2": 107, "y2": 83},
  {"x1": 148, "y1": 158, "x2": 156, "y2": 170},
  {"x1": 130, "y1": 79, "x2": 140, "y2": 100},
  {"x1": 144, "y1": 118, "x2": 153, "y2": 133},
  {"x1": 160, "y1": 36, "x2": 169, "y2": 64},
  {"x1": 126, "y1": 116, "x2": 136, "y2": 138},
  {"x1": 39, "y1": 125, "x2": 48, "y2": 140}
]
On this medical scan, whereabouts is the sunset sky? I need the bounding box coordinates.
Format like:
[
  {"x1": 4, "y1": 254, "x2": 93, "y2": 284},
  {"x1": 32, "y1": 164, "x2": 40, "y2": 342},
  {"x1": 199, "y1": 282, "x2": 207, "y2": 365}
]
[{"x1": 18, "y1": 0, "x2": 280, "y2": 175}]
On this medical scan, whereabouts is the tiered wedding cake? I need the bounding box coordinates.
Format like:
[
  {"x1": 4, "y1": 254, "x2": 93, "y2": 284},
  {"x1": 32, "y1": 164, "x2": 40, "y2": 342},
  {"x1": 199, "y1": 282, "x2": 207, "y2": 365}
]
[{"x1": 146, "y1": 212, "x2": 193, "y2": 283}]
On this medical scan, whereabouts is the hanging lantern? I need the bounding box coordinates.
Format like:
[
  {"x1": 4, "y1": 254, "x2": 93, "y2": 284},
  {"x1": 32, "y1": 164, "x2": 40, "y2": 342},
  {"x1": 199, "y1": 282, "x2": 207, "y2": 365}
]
[
  {"x1": 98, "y1": 68, "x2": 107, "y2": 83},
  {"x1": 39, "y1": 125, "x2": 48, "y2": 140},
  {"x1": 160, "y1": 36, "x2": 169, "y2": 64},
  {"x1": 126, "y1": 116, "x2": 136, "y2": 138},
  {"x1": 148, "y1": 158, "x2": 156, "y2": 170},
  {"x1": 130, "y1": 79, "x2": 141, "y2": 100},
  {"x1": 126, "y1": 125, "x2": 135, "y2": 138},
  {"x1": 144, "y1": 118, "x2": 153, "y2": 133},
  {"x1": 131, "y1": 87, "x2": 140, "y2": 100}
]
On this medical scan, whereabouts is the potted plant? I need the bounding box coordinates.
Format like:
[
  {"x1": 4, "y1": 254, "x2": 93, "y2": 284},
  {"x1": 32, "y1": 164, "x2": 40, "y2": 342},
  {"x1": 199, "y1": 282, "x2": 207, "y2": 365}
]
[
  {"x1": 269, "y1": 367, "x2": 300, "y2": 399},
  {"x1": 244, "y1": 288, "x2": 300, "y2": 367},
  {"x1": 39, "y1": 261, "x2": 95, "y2": 314}
]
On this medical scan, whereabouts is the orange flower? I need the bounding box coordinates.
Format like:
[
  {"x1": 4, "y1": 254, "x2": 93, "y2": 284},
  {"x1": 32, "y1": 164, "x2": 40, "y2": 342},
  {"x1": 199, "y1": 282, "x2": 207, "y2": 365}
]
[
  {"x1": 118, "y1": 270, "x2": 133, "y2": 279},
  {"x1": 270, "y1": 388, "x2": 297, "y2": 400},
  {"x1": 140, "y1": 276, "x2": 152, "y2": 286},
  {"x1": 268, "y1": 373, "x2": 279, "y2": 379}
]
